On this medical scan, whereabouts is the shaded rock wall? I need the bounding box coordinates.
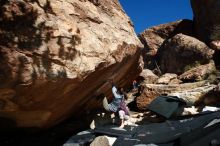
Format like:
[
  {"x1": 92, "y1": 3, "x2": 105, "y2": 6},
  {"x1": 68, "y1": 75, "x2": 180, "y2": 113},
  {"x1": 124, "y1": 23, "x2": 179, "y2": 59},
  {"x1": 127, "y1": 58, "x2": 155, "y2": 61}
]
[
  {"x1": 191, "y1": 0, "x2": 220, "y2": 68},
  {"x1": 0, "y1": 0, "x2": 143, "y2": 128},
  {"x1": 191, "y1": 0, "x2": 220, "y2": 43}
]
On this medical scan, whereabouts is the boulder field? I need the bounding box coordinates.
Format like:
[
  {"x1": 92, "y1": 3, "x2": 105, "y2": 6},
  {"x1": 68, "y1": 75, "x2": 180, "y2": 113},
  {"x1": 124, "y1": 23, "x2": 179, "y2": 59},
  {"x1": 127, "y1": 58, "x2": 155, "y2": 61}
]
[{"x1": 138, "y1": 0, "x2": 220, "y2": 111}]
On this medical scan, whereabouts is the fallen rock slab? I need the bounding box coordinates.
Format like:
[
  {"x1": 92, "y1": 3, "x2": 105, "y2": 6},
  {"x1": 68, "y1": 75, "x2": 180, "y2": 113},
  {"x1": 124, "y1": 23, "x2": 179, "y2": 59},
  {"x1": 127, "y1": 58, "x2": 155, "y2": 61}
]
[
  {"x1": 169, "y1": 84, "x2": 216, "y2": 106},
  {"x1": 156, "y1": 73, "x2": 181, "y2": 85},
  {"x1": 136, "y1": 81, "x2": 214, "y2": 110}
]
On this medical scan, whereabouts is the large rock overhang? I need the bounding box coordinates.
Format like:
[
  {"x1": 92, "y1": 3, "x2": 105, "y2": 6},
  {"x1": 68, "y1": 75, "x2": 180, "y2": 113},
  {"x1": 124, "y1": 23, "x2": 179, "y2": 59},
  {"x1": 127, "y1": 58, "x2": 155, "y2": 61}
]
[{"x1": 0, "y1": 0, "x2": 143, "y2": 128}]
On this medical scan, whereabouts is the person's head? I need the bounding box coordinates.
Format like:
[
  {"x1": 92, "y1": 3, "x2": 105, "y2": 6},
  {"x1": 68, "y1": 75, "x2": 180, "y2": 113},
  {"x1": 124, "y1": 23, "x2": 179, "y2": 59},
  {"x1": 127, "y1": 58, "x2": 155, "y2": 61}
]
[{"x1": 117, "y1": 87, "x2": 124, "y2": 95}]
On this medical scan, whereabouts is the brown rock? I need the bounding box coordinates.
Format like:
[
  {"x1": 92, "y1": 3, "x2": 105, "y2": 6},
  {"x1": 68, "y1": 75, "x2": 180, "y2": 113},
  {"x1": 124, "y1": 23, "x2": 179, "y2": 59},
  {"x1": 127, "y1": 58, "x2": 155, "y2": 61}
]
[
  {"x1": 210, "y1": 40, "x2": 220, "y2": 67},
  {"x1": 179, "y1": 61, "x2": 216, "y2": 82},
  {"x1": 136, "y1": 86, "x2": 159, "y2": 111},
  {"x1": 136, "y1": 81, "x2": 211, "y2": 110},
  {"x1": 139, "y1": 20, "x2": 193, "y2": 68},
  {"x1": 159, "y1": 34, "x2": 214, "y2": 74},
  {"x1": 210, "y1": 40, "x2": 220, "y2": 51},
  {"x1": 139, "y1": 19, "x2": 193, "y2": 57},
  {"x1": 203, "y1": 90, "x2": 220, "y2": 106},
  {"x1": 139, "y1": 69, "x2": 159, "y2": 84},
  {"x1": 215, "y1": 82, "x2": 220, "y2": 92},
  {"x1": 156, "y1": 73, "x2": 179, "y2": 84},
  {"x1": 169, "y1": 78, "x2": 183, "y2": 85},
  {"x1": 191, "y1": 0, "x2": 220, "y2": 43},
  {"x1": 0, "y1": 0, "x2": 143, "y2": 128},
  {"x1": 200, "y1": 83, "x2": 220, "y2": 106}
]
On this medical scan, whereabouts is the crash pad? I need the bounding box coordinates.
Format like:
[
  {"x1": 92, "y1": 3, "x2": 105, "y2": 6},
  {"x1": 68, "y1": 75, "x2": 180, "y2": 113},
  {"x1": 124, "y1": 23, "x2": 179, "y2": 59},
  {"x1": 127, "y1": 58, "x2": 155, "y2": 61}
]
[{"x1": 147, "y1": 96, "x2": 185, "y2": 119}]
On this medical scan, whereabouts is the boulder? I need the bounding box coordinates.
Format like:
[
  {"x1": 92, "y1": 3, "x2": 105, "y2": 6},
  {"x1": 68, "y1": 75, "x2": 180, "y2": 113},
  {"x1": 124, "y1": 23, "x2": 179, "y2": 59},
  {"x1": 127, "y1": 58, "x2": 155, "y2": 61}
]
[
  {"x1": 158, "y1": 34, "x2": 214, "y2": 74},
  {"x1": 198, "y1": 83, "x2": 220, "y2": 106},
  {"x1": 179, "y1": 61, "x2": 216, "y2": 82},
  {"x1": 215, "y1": 83, "x2": 220, "y2": 92},
  {"x1": 139, "y1": 19, "x2": 193, "y2": 57},
  {"x1": 191, "y1": 0, "x2": 220, "y2": 43},
  {"x1": 211, "y1": 40, "x2": 220, "y2": 67},
  {"x1": 156, "y1": 73, "x2": 181, "y2": 85},
  {"x1": 136, "y1": 81, "x2": 212, "y2": 110},
  {"x1": 170, "y1": 84, "x2": 217, "y2": 106},
  {"x1": 139, "y1": 69, "x2": 159, "y2": 84},
  {"x1": 90, "y1": 136, "x2": 111, "y2": 146},
  {"x1": 210, "y1": 40, "x2": 220, "y2": 51},
  {"x1": 0, "y1": 0, "x2": 143, "y2": 128},
  {"x1": 138, "y1": 20, "x2": 193, "y2": 69}
]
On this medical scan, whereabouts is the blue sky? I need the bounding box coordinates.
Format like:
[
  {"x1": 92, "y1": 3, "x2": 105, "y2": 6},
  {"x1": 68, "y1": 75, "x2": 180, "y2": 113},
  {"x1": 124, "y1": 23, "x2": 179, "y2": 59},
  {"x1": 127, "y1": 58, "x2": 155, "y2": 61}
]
[{"x1": 119, "y1": 0, "x2": 193, "y2": 33}]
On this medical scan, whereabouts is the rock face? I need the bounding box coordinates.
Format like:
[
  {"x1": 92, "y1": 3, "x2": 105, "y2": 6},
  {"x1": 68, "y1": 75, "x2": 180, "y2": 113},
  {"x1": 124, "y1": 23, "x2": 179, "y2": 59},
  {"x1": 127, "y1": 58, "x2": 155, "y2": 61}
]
[
  {"x1": 139, "y1": 20, "x2": 193, "y2": 57},
  {"x1": 179, "y1": 61, "x2": 216, "y2": 82},
  {"x1": 0, "y1": 0, "x2": 143, "y2": 128},
  {"x1": 158, "y1": 34, "x2": 214, "y2": 74},
  {"x1": 210, "y1": 41, "x2": 220, "y2": 51},
  {"x1": 191, "y1": 0, "x2": 220, "y2": 43},
  {"x1": 139, "y1": 20, "x2": 193, "y2": 68},
  {"x1": 156, "y1": 73, "x2": 181, "y2": 85},
  {"x1": 211, "y1": 40, "x2": 220, "y2": 67},
  {"x1": 136, "y1": 81, "x2": 215, "y2": 110},
  {"x1": 169, "y1": 84, "x2": 216, "y2": 106},
  {"x1": 139, "y1": 69, "x2": 158, "y2": 84},
  {"x1": 191, "y1": 0, "x2": 220, "y2": 68}
]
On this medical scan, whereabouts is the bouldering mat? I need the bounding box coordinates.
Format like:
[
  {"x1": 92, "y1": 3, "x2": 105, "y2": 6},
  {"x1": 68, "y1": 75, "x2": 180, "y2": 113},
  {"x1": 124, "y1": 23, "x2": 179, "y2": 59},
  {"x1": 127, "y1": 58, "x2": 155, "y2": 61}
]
[{"x1": 147, "y1": 96, "x2": 185, "y2": 119}]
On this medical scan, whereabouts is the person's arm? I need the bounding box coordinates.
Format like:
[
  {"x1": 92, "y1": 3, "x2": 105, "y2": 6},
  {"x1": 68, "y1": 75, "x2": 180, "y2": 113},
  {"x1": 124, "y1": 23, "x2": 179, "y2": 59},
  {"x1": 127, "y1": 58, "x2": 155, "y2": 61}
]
[
  {"x1": 112, "y1": 86, "x2": 121, "y2": 99},
  {"x1": 123, "y1": 92, "x2": 128, "y2": 100}
]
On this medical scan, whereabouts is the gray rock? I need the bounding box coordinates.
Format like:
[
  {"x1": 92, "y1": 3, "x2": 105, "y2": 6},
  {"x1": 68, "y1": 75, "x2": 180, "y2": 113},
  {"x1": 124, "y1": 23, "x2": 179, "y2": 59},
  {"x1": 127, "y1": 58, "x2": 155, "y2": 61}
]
[{"x1": 90, "y1": 136, "x2": 110, "y2": 146}]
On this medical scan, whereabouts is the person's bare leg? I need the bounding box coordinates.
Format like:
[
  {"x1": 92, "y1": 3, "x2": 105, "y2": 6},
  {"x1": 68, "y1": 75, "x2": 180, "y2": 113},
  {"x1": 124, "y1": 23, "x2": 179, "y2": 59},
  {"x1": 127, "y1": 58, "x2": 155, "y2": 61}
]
[
  {"x1": 118, "y1": 110, "x2": 125, "y2": 128},
  {"x1": 119, "y1": 119, "x2": 125, "y2": 128}
]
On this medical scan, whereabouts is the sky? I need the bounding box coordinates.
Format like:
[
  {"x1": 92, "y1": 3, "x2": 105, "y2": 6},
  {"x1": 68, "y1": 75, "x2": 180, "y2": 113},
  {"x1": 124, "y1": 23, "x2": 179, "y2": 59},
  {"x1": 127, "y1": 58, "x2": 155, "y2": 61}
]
[{"x1": 119, "y1": 0, "x2": 193, "y2": 33}]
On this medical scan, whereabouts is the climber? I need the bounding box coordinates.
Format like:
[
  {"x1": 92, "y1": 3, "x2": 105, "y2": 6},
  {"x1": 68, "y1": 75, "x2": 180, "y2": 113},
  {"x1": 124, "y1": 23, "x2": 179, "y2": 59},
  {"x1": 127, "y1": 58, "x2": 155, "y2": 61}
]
[
  {"x1": 102, "y1": 79, "x2": 130, "y2": 128},
  {"x1": 118, "y1": 96, "x2": 130, "y2": 128},
  {"x1": 132, "y1": 80, "x2": 139, "y2": 91}
]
